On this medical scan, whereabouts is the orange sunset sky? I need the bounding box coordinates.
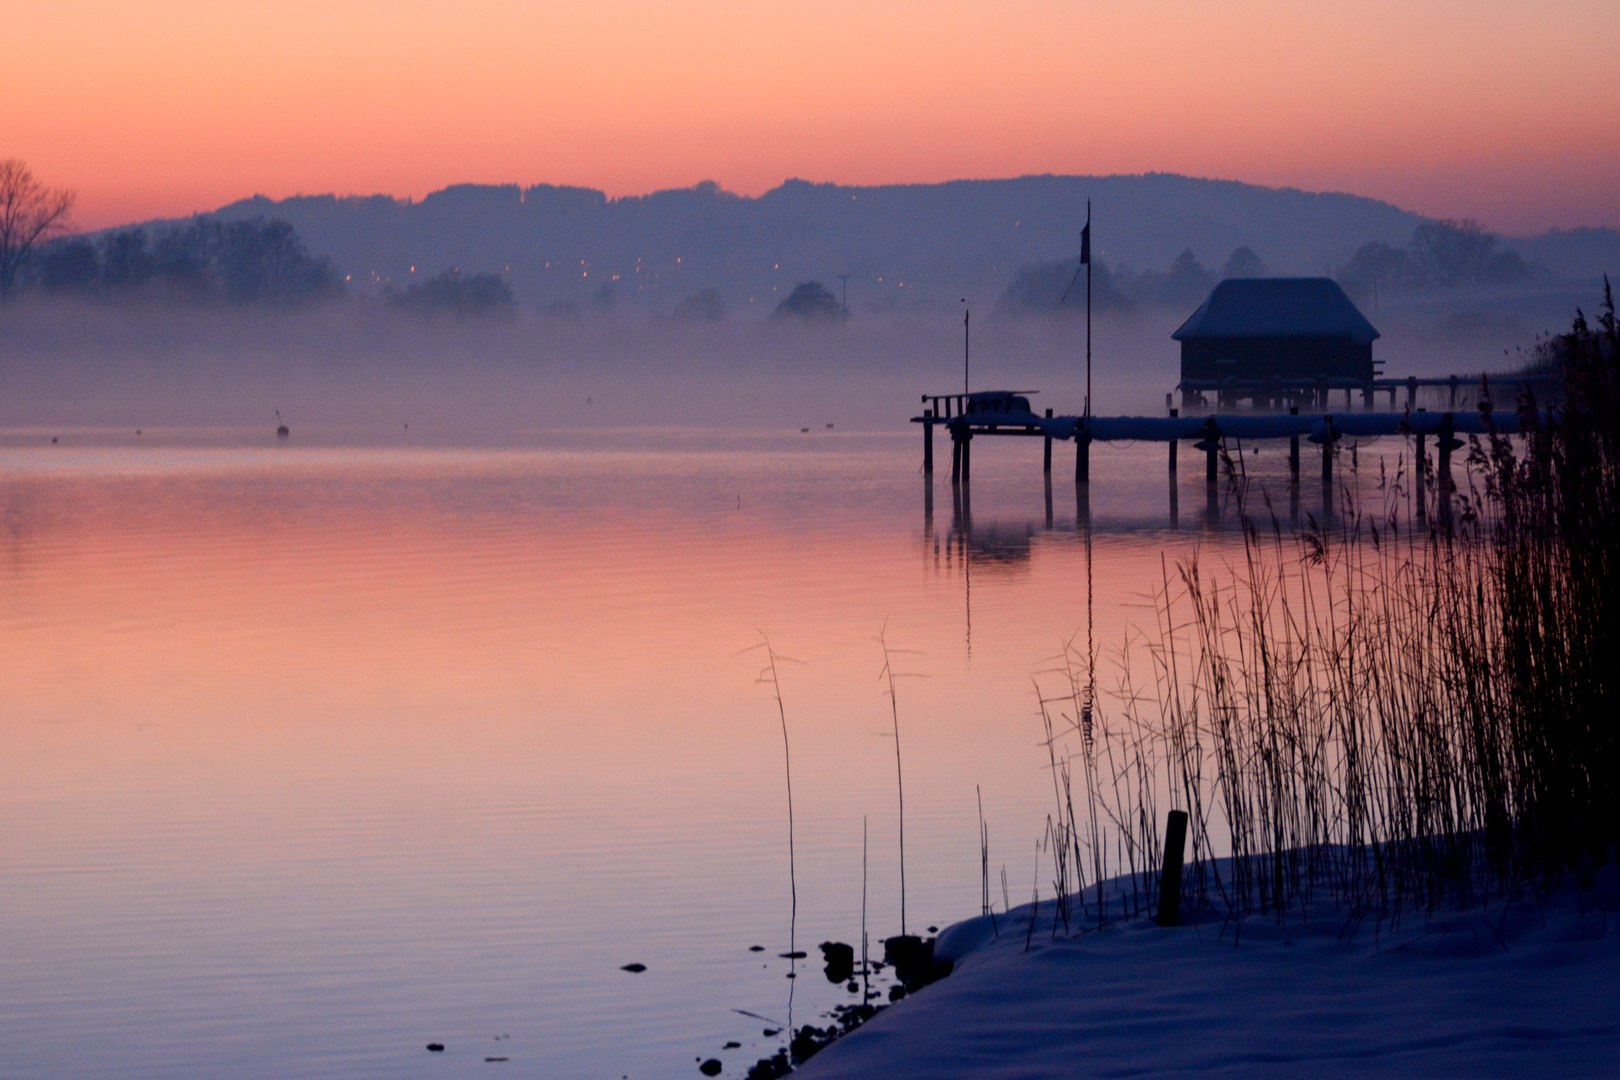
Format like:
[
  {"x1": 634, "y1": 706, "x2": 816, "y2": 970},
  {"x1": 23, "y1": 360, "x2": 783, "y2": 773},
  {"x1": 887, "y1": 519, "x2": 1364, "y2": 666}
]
[{"x1": 5, "y1": 0, "x2": 1618, "y2": 234}]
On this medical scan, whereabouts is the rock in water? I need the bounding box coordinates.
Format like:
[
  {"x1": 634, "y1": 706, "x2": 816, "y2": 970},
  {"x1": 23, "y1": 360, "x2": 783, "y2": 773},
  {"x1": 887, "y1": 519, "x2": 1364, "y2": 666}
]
[
  {"x1": 620, "y1": 962, "x2": 647, "y2": 973},
  {"x1": 883, "y1": 934, "x2": 952, "y2": 990},
  {"x1": 699, "y1": 1059, "x2": 722, "y2": 1076},
  {"x1": 819, "y1": 941, "x2": 854, "y2": 983},
  {"x1": 426, "y1": 1043, "x2": 445, "y2": 1052}
]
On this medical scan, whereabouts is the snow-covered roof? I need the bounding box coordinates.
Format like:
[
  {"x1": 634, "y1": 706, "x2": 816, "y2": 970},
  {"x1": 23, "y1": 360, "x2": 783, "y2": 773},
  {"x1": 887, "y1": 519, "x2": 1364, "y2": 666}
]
[{"x1": 1172, "y1": 278, "x2": 1380, "y2": 345}]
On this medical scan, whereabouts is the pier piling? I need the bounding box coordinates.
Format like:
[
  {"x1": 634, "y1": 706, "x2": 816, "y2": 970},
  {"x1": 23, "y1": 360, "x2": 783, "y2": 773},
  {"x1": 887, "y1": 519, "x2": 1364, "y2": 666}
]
[
  {"x1": 1168, "y1": 408, "x2": 1178, "y2": 473},
  {"x1": 1322, "y1": 415, "x2": 1335, "y2": 483},
  {"x1": 1202, "y1": 418, "x2": 1219, "y2": 484},
  {"x1": 922, "y1": 408, "x2": 934, "y2": 474},
  {"x1": 1043, "y1": 408, "x2": 1053, "y2": 473},
  {"x1": 1289, "y1": 406, "x2": 1300, "y2": 477}
]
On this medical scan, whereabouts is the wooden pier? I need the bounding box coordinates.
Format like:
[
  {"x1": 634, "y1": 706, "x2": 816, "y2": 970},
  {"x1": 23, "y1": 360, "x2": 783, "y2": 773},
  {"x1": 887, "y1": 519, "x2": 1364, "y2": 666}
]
[
  {"x1": 914, "y1": 389, "x2": 1530, "y2": 487},
  {"x1": 1177, "y1": 372, "x2": 1558, "y2": 412}
]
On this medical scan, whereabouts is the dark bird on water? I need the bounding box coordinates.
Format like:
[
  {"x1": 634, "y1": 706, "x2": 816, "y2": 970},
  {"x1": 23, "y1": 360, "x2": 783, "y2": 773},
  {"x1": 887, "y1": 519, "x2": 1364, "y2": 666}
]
[{"x1": 275, "y1": 410, "x2": 290, "y2": 439}]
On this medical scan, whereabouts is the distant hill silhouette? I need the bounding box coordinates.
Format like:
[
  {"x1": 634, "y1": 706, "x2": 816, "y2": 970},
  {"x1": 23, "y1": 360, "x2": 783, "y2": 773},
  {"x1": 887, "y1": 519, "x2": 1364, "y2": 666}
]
[{"x1": 122, "y1": 173, "x2": 1613, "y2": 315}]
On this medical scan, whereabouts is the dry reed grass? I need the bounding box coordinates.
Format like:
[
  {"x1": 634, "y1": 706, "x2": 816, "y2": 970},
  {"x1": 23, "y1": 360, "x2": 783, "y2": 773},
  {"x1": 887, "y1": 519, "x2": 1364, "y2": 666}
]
[{"x1": 1032, "y1": 285, "x2": 1619, "y2": 931}]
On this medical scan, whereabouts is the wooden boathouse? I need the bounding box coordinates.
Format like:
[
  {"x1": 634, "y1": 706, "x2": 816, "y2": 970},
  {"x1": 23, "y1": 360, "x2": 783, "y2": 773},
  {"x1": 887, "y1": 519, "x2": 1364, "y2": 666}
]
[{"x1": 1174, "y1": 278, "x2": 1380, "y2": 406}]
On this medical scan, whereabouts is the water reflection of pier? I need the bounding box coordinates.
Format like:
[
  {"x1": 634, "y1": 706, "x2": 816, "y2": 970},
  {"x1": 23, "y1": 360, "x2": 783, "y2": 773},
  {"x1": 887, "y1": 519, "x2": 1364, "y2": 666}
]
[{"x1": 920, "y1": 462, "x2": 1323, "y2": 549}]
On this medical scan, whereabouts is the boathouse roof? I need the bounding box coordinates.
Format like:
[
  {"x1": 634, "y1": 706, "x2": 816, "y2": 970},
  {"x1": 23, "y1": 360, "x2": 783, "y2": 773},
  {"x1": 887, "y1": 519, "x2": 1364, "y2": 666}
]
[{"x1": 1172, "y1": 278, "x2": 1380, "y2": 346}]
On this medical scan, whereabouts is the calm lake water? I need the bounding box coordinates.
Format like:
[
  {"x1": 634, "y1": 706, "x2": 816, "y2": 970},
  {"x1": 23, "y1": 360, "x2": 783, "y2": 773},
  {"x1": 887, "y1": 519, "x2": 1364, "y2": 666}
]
[{"x1": 0, "y1": 428, "x2": 1375, "y2": 1079}]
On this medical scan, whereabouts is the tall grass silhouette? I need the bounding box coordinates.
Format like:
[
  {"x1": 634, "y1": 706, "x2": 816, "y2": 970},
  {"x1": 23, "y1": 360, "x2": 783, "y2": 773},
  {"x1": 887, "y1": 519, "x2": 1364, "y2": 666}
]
[{"x1": 1034, "y1": 287, "x2": 1619, "y2": 928}]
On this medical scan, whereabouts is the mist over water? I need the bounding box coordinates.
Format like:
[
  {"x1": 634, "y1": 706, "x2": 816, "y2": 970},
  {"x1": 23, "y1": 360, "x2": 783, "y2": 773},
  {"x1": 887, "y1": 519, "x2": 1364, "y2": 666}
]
[{"x1": 0, "y1": 291, "x2": 1579, "y2": 444}]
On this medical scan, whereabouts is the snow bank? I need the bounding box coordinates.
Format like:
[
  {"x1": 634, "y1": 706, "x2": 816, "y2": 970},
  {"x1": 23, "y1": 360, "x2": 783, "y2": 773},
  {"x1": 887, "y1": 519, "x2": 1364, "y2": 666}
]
[{"x1": 796, "y1": 869, "x2": 1620, "y2": 1078}]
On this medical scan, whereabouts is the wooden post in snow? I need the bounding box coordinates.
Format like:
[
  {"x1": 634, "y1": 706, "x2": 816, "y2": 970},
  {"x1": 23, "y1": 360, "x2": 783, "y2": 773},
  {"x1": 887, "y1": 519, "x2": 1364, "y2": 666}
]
[{"x1": 1156, "y1": 810, "x2": 1189, "y2": 927}]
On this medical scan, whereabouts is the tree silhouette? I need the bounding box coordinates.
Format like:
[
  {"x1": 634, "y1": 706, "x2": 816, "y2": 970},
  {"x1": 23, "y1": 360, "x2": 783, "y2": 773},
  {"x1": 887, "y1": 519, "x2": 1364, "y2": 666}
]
[
  {"x1": 997, "y1": 257, "x2": 1130, "y2": 314},
  {"x1": 1145, "y1": 249, "x2": 1214, "y2": 307},
  {"x1": 36, "y1": 237, "x2": 99, "y2": 293},
  {"x1": 1410, "y1": 219, "x2": 1530, "y2": 288},
  {"x1": 773, "y1": 281, "x2": 842, "y2": 321},
  {"x1": 1221, "y1": 246, "x2": 1269, "y2": 279},
  {"x1": 0, "y1": 159, "x2": 75, "y2": 299},
  {"x1": 390, "y1": 268, "x2": 514, "y2": 315}
]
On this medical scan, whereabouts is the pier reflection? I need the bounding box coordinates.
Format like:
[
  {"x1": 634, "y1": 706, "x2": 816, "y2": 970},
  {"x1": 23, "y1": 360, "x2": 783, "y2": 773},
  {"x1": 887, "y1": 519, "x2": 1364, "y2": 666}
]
[{"x1": 928, "y1": 450, "x2": 1374, "y2": 544}]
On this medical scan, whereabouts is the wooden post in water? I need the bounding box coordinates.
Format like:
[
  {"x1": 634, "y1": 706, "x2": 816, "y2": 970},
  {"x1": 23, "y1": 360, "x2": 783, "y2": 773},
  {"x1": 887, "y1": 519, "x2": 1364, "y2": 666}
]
[
  {"x1": 1075, "y1": 432, "x2": 1090, "y2": 483},
  {"x1": 1438, "y1": 413, "x2": 1458, "y2": 515},
  {"x1": 1438, "y1": 413, "x2": 1453, "y2": 485},
  {"x1": 1203, "y1": 418, "x2": 1218, "y2": 485},
  {"x1": 1289, "y1": 406, "x2": 1300, "y2": 477},
  {"x1": 1168, "y1": 408, "x2": 1178, "y2": 473},
  {"x1": 1043, "y1": 408, "x2": 1053, "y2": 473},
  {"x1": 922, "y1": 408, "x2": 934, "y2": 474},
  {"x1": 1322, "y1": 415, "x2": 1335, "y2": 483},
  {"x1": 1415, "y1": 408, "x2": 1427, "y2": 518},
  {"x1": 1407, "y1": 376, "x2": 1418, "y2": 411},
  {"x1": 961, "y1": 433, "x2": 972, "y2": 483},
  {"x1": 950, "y1": 429, "x2": 961, "y2": 484},
  {"x1": 1155, "y1": 810, "x2": 1189, "y2": 927}
]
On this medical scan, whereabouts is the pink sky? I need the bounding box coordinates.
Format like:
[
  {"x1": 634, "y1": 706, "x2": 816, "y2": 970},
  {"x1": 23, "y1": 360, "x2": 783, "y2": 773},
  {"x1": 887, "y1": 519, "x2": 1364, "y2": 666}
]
[{"x1": 5, "y1": 0, "x2": 1617, "y2": 234}]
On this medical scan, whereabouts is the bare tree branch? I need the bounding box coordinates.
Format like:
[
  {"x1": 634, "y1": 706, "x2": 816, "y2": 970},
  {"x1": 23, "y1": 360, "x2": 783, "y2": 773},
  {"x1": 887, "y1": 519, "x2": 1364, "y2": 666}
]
[{"x1": 0, "y1": 159, "x2": 76, "y2": 299}]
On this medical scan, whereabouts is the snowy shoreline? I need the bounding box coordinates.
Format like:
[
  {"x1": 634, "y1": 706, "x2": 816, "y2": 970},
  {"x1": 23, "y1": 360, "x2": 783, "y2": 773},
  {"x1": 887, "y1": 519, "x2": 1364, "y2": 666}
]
[{"x1": 794, "y1": 869, "x2": 1620, "y2": 1079}]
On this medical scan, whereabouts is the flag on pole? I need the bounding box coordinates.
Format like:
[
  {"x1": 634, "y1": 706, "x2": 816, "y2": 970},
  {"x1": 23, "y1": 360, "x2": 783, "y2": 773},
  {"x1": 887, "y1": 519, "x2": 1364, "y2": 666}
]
[{"x1": 1079, "y1": 222, "x2": 1090, "y2": 264}]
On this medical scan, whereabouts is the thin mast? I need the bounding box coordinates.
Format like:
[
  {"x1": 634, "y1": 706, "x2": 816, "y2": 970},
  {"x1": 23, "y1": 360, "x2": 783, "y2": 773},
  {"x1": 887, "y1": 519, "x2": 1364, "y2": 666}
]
[{"x1": 1085, "y1": 200, "x2": 1092, "y2": 419}]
